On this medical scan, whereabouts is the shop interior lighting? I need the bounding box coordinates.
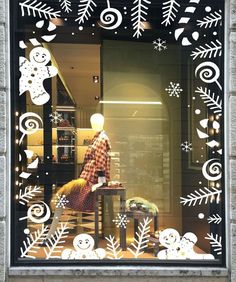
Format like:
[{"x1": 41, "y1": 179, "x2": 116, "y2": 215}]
[
  {"x1": 93, "y1": 76, "x2": 99, "y2": 83},
  {"x1": 99, "y1": 101, "x2": 162, "y2": 105}
]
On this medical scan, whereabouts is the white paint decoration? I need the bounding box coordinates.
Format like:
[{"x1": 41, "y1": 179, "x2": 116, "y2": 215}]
[
  {"x1": 49, "y1": 111, "x2": 64, "y2": 124},
  {"x1": 181, "y1": 141, "x2": 192, "y2": 152},
  {"x1": 61, "y1": 234, "x2": 106, "y2": 260},
  {"x1": 191, "y1": 40, "x2": 222, "y2": 60},
  {"x1": 19, "y1": 112, "x2": 43, "y2": 144},
  {"x1": 207, "y1": 214, "x2": 222, "y2": 224},
  {"x1": 59, "y1": 0, "x2": 72, "y2": 13},
  {"x1": 195, "y1": 87, "x2": 222, "y2": 115},
  {"x1": 52, "y1": 194, "x2": 69, "y2": 209},
  {"x1": 24, "y1": 150, "x2": 34, "y2": 159},
  {"x1": 202, "y1": 158, "x2": 222, "y2": 181},
  {"x1": 16, "y1": 185, "x2": 42, "y2": 205},
  {"x1": 131, "y1": 0, "x2": 151, "y2": 38},
  {"x1": 27, "y1": 157, "x2": 39, "y2": 169},
  {"x1": 19, "y1": 172, "x2": 31, "y2": 179},
  {"x1": 197, "y1": 10, "x2": 222, "y2": 28},
  {"x1": 19, "y1": 47, "x2": 58, "y2": 106},
  {"x1": 99, "y1": 0, "x2": 122, "y2": 30},
  {"x1": 112, "y1": 213, "x2": 130, "y2": 229},
  {"x1": 165, "y1": 82, "x2": 183, "y2": 97},
  {"x1": 204, "y1": 233, "x2": 222, "y2": 255},
  {"x1": 206, "y1": 140, "x2": 220, "y2": 148},
  {"x1": 195, "y1": 62, "x2": 222, "y2": 90},
  {"x1": 105, "y1": 235, "x2": 123, "y2": 259},
  {"x1": 153, "y1": 38, "x2": 167, "y2": 52},
  {"x1": 196, "y1": 128, "x2": 209, "y2": 139},
  {"x1": 174, "y1": 0, "x2": 200, "y2": 46},
  {"x1": 75, "y1": 0, "x2": 97, "y2": 24},
  {"x1": 19, "y1": 0, "x2": 61, "y2": 19},
  {"x1": 161, "y1": 0, "x2": 180, "y2": 26},
  {"x1": 180, "y1": 187, "x2": 222, "y2": 206},
  {"x1": 19, "y1": 201, "x2": 51, "y2": 223}
]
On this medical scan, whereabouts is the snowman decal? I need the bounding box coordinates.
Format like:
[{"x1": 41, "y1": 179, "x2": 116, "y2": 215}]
[
  {"x1": 61, "y1": 234, "x2": 106, "y2": 260},
  {"x1": 19, "y1": 46, "x2": 58, "y2": 106}
]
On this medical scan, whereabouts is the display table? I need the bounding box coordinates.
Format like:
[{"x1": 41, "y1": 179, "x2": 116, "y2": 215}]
[{"x1": 95, "y1": 186, "x2": 126, "y2": 250}]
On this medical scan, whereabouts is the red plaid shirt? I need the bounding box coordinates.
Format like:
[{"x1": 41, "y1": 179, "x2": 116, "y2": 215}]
[{"x1": 80, "y1": 131, "x2": 111, "y2": 184}]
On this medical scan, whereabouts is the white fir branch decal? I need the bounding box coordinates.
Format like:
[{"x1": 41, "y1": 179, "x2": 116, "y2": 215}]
[
  {"x1": 105, "y1": 235, "x2": 123, "y2": 259},
  {"x1": 207, "y1": 214, "x2": 222, "y2": 224},
  {"x1": 205, "y1": 233, "x2": 222, "y2": 255},
  {"x1": 131, "y1": 0, "x2": 151, "y2": 38},
  {"x1": 75, "y1": 0, "x2": 97, "y2": 24},
  {"x1": 20, "y1": 225, "x2": 48, "y2": 259},
  {"x1": 191, "y1": 40, "x2": 222, "y2": 60},
  {"x1": 17, "y1": 185, "x2": 42, "y2": 205},
  {"x1": 128, "y1": 217, "x2": 152, "y2": 258},
  {"x1": 44, "y1": 223, "x2": 69, "y2": 259},
  {"x1": 19, "y1": 0, "x2": 61, "y2": 19},
  {"x1": 161, "y1": 0, "x2": 180, "y2": 26},
  {"x1": 197, "y1": 10, "x2": 222, "y2": 28},
  {"x1": 59, "y1": 0, "x2": 72, "y2": 13},
  {"x1": 180, "y1": 187, "x2": 222, "y2": 207},
  {"x1": 195, "y1": 87, "x2": 222, "y2": 115}
]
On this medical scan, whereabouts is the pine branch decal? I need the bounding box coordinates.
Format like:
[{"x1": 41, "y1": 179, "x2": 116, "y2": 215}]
[
  {"x1": 180, "y1": 187, "x2": 222, "y2": 207},
  {"x1": 19, "y1": 0, "x2": 61, "y2": 19},
  {"x1": 20, "y1": 225, "x2": 48, "y2": 259},
  {"x1": 207, "y1": 214, "x2": 222, "y2": 224},
  {"x1": 205, "y1": 233, "x2": 222, "y2": 255},
  {"x1": 105, "y1": 235, "x2": 123, "y2": 259},
  {"x1": 195, "y1": 87, "x2": 222, "y2": 116},
  {"x1": 191, "y1": 40, "x2": 222, "y2": 60},
  {"x1": 16, "y1": 185, "x2": 42, "y2": 205},
  {"x1": 59, "y1": 0, "x2": 72, "y2": 13},
  {"x1": 131, "y1": 0, "x2": 151, "y2": 39},
  {"x1": 161, "y1": 0, "x2": 180, "y2": 26},
  {"x1": 197, "y1": 10, "x2": 222, "y2": 28},
  {"x1": 44, "y1": 223, "x2": 69, "y2": 259},
  {"x1": 128, "y1": 217, "x2": 152, "y2": 258},
  {"x1": 75, "y1": 0, "x2": 97, "y2": 24}
]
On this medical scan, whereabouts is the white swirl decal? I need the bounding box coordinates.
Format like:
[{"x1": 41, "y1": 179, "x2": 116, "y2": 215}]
[
  {"x1": 202, "y1": 158, "x2": 222, "y2": 181},
  {"x1": 99, "y1": 0, "x2": 122, "y2": 30},
  {"x1": 19, "y1": 201, "x2": 51, "y2": 223}
]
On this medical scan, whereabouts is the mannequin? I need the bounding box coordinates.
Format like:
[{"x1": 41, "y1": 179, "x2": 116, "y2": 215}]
[{"x1": 43, "y1": 113, "x2": 111, "y2": 242}]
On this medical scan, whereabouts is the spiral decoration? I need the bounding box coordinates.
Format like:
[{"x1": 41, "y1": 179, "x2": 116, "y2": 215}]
[
  {"x1": 195, "y1": 61, "x2": 222, "y2": 90},
  {"x1": 19, "y1": 112, "x2": 43, "y2": 144},
  {"x1": 27, "y1": 201, "x2": 51, "y2": 223},
  {"x1": 202, "y1": 158, "x2": 222, "y2": 181},
  {"x1": 99, "y1": 7, "x2": 122, "y2": 30}
]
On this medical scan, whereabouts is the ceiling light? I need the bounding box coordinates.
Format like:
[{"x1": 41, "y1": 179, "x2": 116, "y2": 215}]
[{"x1": 99, "y1": 101, "x2": 162, "y2": 105}]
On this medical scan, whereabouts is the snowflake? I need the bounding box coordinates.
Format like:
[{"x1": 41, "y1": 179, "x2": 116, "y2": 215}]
[
  {"x1": 112, "y1": 214, "x2": 130, "y2": 229},
  {"x1": 153, "y1": 38, "x2": 167, "y2": 52},
  {"x1": 181, "y1": 141, "x2": 193, "y2": 152},
  {"x1": 52, "y1": 194, "x2": 69, "y2": 209},
  {"x1": 49, "y1": 111, "x2": 64, "y2": 125},
  {"x1": 165, "y1": 82, "x2": 183, "y2": 98}
]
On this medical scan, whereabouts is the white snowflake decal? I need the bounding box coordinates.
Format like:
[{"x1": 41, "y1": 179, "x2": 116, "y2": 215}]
[
  {"x1": 181, "y1": 141, "x2": 192, "y2": 152},
  {"x1": 49, "y1": 111, "x2": 64, "y2": 125},
  {"x1": 165, "y1": 82, "x2": 183, "y2": 98},
  {"x1": 153, "y1": 38, "x2": 167, "y2": 51},
  {"x1": 52, "y1": 194, "x2": 69, "y2": 209},
  {"x1": 112, "y1": 214, "x2": 130, "y2": 229}
]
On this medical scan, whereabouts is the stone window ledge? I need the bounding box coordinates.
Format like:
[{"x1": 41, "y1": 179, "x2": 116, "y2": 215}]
[{"x1": 8, "y1": 267, "x2": 229, "y2": 277}]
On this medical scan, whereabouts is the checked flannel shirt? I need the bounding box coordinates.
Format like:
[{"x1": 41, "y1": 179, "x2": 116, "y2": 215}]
[{"x1": 80, "y1": 130, "x2": 111, "y2": 184}]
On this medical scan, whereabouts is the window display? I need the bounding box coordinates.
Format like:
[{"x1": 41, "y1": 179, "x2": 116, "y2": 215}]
[{"x1": 11, "y1": 0, "x2": 225, "y2": 265}]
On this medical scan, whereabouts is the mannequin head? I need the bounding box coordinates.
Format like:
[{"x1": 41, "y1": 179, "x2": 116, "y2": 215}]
[{"x1": 90, "y1": 113, "x2": 104, "y2": 132}]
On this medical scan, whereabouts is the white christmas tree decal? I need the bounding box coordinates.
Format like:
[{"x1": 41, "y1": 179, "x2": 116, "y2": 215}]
[
  {"x1": 19, "y1": 0, "x2": 61, "y2": 19},
  {"x1": 44, "y1": 223, "x2": 69, "y2": 259},
  {"x1": 180, "y1": 187, "x2": 222, "y2": 207},
  {"x1": 207, "y1": 214, "x2": 222, "y2": 224},
  {"x1": 131, "y1": 0, "x2": 151, "y2": 38},
  {"x1": 59, "y1": 0, "x2": 72, "y2": 13},
  {"x1": 75, "y1": 0, "x2": 97, "y2": 24},
  {"x1": 197, "y1": 10, "x2": 222, "y2": 28},
  {"x1": 128, "y1": 217, "x2": 152, "y2": 258},
  {"x1": 16, "y1": 185, "x2": 42, "y2": 206},
  {"x1": 205, "y1": 233, "x2": 222, "y2": 255},
  {"x1": 195, "y1": 87, "x2": 222, "y2": 116},
  {"x1": 161, "y1": 0, "x2": 180, "y2": 26},
  {"x1": 20, "y1": 225, "x2": 49, "y2": 259},
  {"x1": 191, "y1": 40, "x2": 222, "y2": 60},
  {"x1": 105, "y1": 235, "x2": 123, "y2": 259}
]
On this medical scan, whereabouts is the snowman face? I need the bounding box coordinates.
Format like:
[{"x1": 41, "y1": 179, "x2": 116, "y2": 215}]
[
  {"x1": 73, "y1": 234, "x2": 95, "y2": 252},
  {"x1": 180, "y1": 232, "x2": 197, "y2": 251},
  {"x1": 30, "y1": 47, "x2": 51, "y2": 65},
  {"x1": 159, "y1": 228, "x2": 180, "y2": 248}
]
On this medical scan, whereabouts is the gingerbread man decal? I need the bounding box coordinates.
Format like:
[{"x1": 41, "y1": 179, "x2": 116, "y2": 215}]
[{"x1": 19, "y1": 47, "x2": 58, "y2": 106}]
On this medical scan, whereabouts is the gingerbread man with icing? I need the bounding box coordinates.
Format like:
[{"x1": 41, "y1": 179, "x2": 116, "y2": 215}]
[{"x1": 19, "y1": 46, "x2": 58, "y2": 105}]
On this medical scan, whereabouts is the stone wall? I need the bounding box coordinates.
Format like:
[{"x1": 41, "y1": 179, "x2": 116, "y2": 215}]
[{"x1": 0, "y1": 0, "x2": 234, "y2": 281}]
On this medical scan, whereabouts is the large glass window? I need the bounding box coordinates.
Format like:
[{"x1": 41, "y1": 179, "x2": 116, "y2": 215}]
[{"x1": 11, "y1": 0, "x2": 225, "y2": 265}]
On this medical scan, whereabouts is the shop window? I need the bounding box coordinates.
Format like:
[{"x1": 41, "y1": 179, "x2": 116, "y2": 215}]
[{"x1": 11, "y1": 0, "x2": 225, "y2": 265}]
